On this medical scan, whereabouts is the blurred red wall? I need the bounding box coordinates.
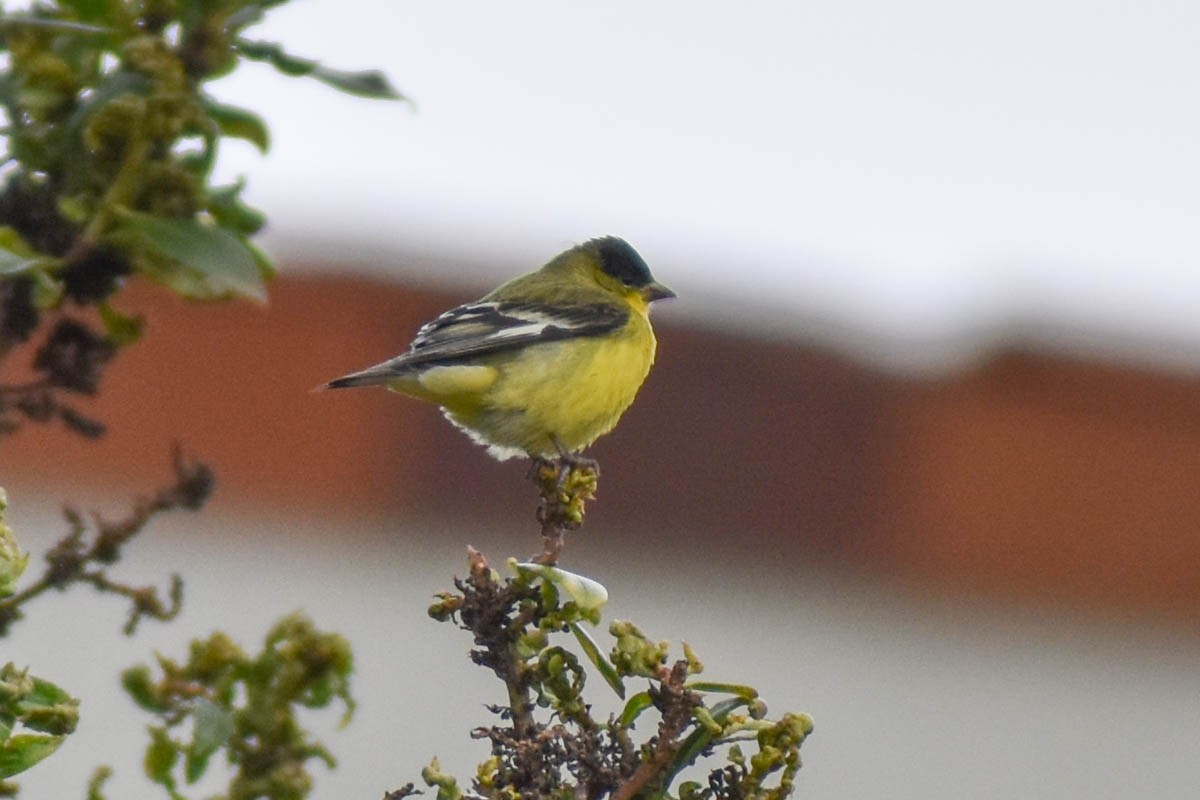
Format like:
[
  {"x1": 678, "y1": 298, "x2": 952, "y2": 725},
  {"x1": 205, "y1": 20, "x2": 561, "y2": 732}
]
[{"x1": 4, "y1": 272, "x2": 1199, "y2": 626}]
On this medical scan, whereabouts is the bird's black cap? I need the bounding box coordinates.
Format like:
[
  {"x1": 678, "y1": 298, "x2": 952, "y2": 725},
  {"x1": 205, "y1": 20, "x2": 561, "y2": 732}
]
[{"x1": 588, "y1": 236, "x2": 655, "y2": 288}]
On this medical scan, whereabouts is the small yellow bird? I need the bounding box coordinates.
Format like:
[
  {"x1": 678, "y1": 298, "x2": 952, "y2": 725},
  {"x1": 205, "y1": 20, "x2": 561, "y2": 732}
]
[{"x1": 323, "y1": 236, "x2": 674, "y2": 461}]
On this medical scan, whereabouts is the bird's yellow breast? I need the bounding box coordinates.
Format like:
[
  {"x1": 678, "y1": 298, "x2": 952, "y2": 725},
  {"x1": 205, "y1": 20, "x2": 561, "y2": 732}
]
[{"x1": 422, "y1": 312, "x2": 657, "y2": 459}]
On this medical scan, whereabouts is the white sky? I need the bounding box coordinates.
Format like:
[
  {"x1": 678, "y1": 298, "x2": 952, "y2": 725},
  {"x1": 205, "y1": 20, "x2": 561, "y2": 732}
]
[{"x1": 211, "y1": 0, "x2": 1200, "y2": 372}]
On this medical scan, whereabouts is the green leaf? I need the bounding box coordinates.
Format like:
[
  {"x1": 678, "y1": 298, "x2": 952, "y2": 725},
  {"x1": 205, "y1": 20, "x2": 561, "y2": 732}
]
[
  {"x1": 618, "y1": 691, "x2": 655, "y2": 728},
  {"x1": 0, "y1": 248, "x2": 45, "y2": 277},
  {"x1": 422, "y1": 757, "x2": 463, "y2": 800},
  {"x1": 13, "y1": 676, "x2": 79, "y2": 737},
  {"x1": 512, "y1": 562, "x2": 608, "y2": 611},
  {"x1": 0, "y1": 488, "x2": 29, "y2": 599},
  {"x1": 235, "y1": 38, "x2": 404, "y2": 100},
  {"x1": 185, "y1": 698, "x2": 234, "y2": 783},
  {"x1": 203, "y1": 99, "x2": 270, "y2": 153},
  {"x1": 667, "y1": 726, "x2": 718, "y2": 785},
  {"x1": 57, "y1": 0, "x2": 109, "y2": 21},
  {"x1": 207, "y1": 181, "x2": 267, "y2": 235},
  {"x1": 0, "y1": 226, "x2": 31, "y2": 252},
  {"x1": 224, "y1": 5, "x2": 266, "y2": 32},
  {"x1": 66, "y1": 71, "x2": 153, "y2": 137},
  {"x1": 98, "y1": 303, "x2": 144, "y2": 346},
  {"x1": 0, "y1": 734, "x2": 63, "y2": 779},
  {"x1": 661, "y1": 697, "x2": 751, "y2": 789},
  {"x1": 121, "y1": 215, "x2": 267, "y2": 301},
  {"x1": 30, "y1": 270, "x2": 64, "y2": 309},
  {"x1": 706, "y1": 695, "x2": 753, "y2": 722},
  {"x1": 245, "y1": 238, "x2": 276, "y2": 282},
  {"x1": 23, "y1": 676, "x2": 75, "y2": 710},
  {"x1": 0, "y1": 15, "x2": 110, "y2": 35},
  {"x1": 683, "y1": 682, "x2": 759, "y2": 701},
  {"x1": 311, "y1": 66, "x2": 399, "y2": 100},
  {"x1": 144, "y1": 727, "x2": 179, "y2": 790},
  {"x1": 570, "y1": 622, "x2": 624, "y2": 699},
  {"x1": 121, "y1": 666, "x2": 165, "y2": 713},
  {"x1": 86, "y1": 766, "x2": 113, "y2": 800}
]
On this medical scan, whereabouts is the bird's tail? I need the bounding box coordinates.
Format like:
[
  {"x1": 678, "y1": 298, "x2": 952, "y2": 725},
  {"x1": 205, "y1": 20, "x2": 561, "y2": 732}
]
[{"x1": 317, "y1": 364, "x2": 398, "y2": 391}]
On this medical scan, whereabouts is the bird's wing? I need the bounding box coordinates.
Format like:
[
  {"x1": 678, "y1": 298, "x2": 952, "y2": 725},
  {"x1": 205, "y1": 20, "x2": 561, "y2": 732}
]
[
  {"x1": 404, "y1": 301, "x2": 629, "y2": 365},
  {"x1": 323, "y1": 301, "x2": 630, "y2": 389}
]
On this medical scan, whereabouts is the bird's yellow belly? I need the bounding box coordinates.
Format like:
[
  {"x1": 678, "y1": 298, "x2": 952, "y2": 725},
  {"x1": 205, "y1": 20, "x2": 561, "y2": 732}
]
[{"x1": 447, "y1": 323, "x2": 657, "y2": 458}]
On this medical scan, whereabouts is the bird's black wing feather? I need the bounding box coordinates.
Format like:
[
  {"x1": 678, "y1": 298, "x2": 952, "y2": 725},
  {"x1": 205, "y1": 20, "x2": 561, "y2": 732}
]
[
  {"x1": 402, "y1": 301, "x2": 629, "y2": 366},
  {"x1": 323, "y1": 302, "x2": 629, "y2": 388}
]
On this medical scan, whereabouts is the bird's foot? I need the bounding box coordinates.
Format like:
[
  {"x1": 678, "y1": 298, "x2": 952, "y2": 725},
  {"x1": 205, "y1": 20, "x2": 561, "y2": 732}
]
[
  {"x1": 549, "y1": 436, "x2": 599, "y2": 490},
  {"x1": 527, "y1": 455, "x2": 557, "y2": 482}
]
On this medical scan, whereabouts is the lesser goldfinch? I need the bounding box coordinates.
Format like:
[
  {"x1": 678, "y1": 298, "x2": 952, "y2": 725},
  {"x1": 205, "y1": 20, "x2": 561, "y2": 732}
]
[{"x1": 322, "y1": 236, "x2": 674, "y2": 461}]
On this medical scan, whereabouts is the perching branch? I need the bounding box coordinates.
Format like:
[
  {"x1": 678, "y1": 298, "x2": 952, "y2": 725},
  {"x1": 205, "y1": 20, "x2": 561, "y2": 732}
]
[{"x1": 528, "y1": 458, "x2": 599, "y2": 565}]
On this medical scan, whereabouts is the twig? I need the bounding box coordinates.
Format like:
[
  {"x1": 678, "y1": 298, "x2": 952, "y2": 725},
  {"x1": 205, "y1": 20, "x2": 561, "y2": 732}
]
[
  {"x1": 0, "y1": 446, "x2": 212, "y2": 635},
  {"x1": 611, "y1": 661, "x2": 700, "y2": 800}
]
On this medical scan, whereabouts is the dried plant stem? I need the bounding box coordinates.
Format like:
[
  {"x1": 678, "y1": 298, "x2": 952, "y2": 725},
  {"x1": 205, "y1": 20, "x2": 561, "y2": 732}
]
[{"x1": 0, "y1": 447, "x2": 212, "y2": 635}]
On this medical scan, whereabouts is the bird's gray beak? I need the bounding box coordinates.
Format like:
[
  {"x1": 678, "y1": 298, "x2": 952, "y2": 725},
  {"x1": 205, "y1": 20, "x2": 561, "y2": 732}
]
[{"x1": 641, "y1": 281, "x2": 676, "y2": 303}]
